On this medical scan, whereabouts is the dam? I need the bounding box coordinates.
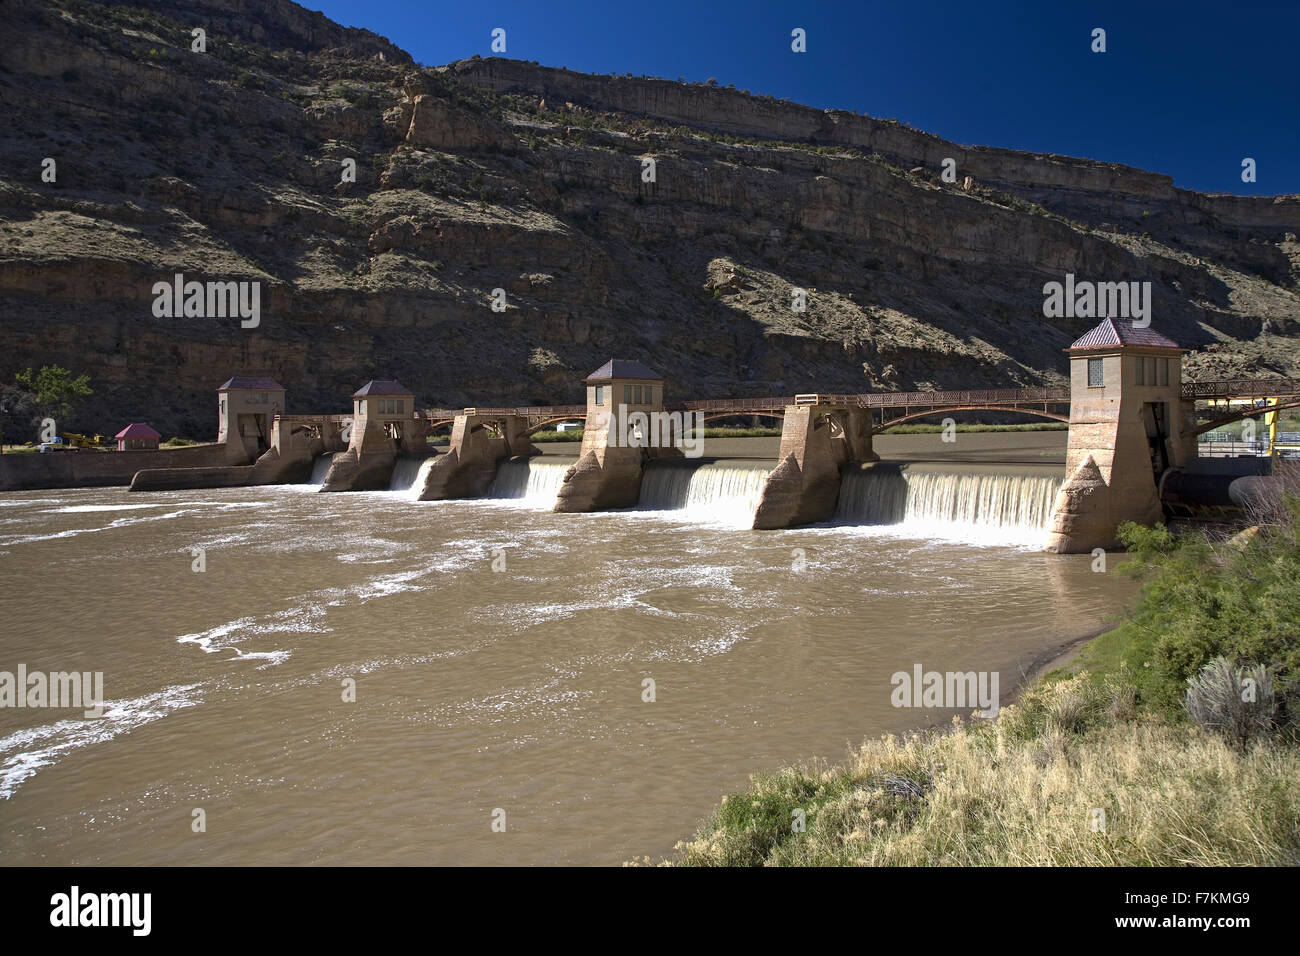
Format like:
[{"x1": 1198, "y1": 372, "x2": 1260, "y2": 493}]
[{"x1": 3, "y1": 319, "x2": 1297, "y2": 552}]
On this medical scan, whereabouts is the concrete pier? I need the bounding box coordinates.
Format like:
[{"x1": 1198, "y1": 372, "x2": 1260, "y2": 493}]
[
  {"x1": 553, "y1": 360, "x2": 682, "y2": 512},
  {"x1": 752, "y1": 403, "x2": 876, "y2": 529},
  {"x1": 416, "y1": 413, "x2": 538, "y2": 499},
  {"x1": 321, "y1": 381, "x2": 429, "y2": 492},
  {"x1": 251, "y1": 415, "x2": 349, "y2": 484}
]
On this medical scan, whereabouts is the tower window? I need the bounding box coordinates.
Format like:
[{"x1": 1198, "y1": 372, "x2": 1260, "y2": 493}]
[
  {"x1": 594, "y1": 386, "x2": 603, "y2": 405},
  {"x1": 1087, "y1": 358, "x2": 1104, "y2": 388}
]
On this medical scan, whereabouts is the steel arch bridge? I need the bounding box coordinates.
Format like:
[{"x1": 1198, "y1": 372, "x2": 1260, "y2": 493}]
[{"x1": 416, "y1": 378, "x2": 1300, "y2": 443}]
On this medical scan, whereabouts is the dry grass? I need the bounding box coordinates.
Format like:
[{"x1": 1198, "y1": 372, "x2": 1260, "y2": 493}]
[{"x1": 664, "y1": 675, "x2": 1300, "y2": 867}]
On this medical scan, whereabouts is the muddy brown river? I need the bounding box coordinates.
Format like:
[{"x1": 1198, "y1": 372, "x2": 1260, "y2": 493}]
[{"x1": 0, "y1": 433, "x2": 1136, "y2": 865}]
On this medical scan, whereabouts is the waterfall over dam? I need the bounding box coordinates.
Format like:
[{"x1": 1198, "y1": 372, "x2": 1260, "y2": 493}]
[
  {"x1": 633, "y1": 459, "x2": 1062, "y2": 542},
  {"x1": 388, "y1": 456, "x2": 437, "y2": 492},
  {"x1": 637, "y1": 460, "x2": 772, "y2": 526},
  {"x1": 487, "y1": 457, "x2": 575, "y2": 503},
  {"x1": 309, "y1": 453, "x2": 335, "y2": 486},
  {"x1": 313, "y1": 446, "x2": 1064, "y2": 545},
  {"x1": 836, "y1": 465, "x2": 1065, "y2": 544}
]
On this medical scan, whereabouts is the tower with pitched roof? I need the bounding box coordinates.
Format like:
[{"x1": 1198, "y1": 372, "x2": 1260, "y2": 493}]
[{"x1": 1046, "y1": 318, "x2": 1189, "y2": 552}]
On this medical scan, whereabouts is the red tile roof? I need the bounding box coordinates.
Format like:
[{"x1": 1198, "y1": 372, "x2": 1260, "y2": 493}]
[
  {"x1": 353, "y1": 380, "x2": 412, "y2": 397},
  {"x1": 1067, "y1": 318, "x2": 1182, "y2": 351},
  {"x1": 115, "y1": 423, "x2": 161, "y2": 439},
  {"x1": 585, "y1": 359, "x2": 662, "y2": 382},
  {"x1": 218, "y1": 376, "x2": 285, "y2": 391}
]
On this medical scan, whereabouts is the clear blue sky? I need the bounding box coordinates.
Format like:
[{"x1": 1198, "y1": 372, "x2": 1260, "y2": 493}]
[{"x1": 310, "y1": 0, "x2": 1298, "y2": 196}]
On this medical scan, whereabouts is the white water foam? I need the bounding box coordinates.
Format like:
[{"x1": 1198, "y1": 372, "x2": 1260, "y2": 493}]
[
  {"x1": 0, "y1": 508, "x2": 196, "y2": 547},
  {"x1": 174, "y1": 551, "x2": 480, "y2": 664},
  {"x1": 636, "y1": 460, "x2": 771, "y2": 528},
  {"x1": 48, "y1": 504, "x2": 164, "y2": 514},
  {"x1": 0, "y1": 683, "x2": 205, "y2": 799}
]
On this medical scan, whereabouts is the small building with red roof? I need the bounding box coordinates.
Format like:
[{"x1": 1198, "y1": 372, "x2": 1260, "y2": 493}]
[{"x1": 115, "y1": 422, "x2": 161, "y2": 451}]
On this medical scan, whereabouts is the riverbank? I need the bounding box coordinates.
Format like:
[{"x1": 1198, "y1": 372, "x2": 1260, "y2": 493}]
[
  {"x1": 655, "y1": 503, "x2": 1300, "y2": 867},
  {"x1": 656, "y1": 675, "x2": 1300, "y2": 866}
]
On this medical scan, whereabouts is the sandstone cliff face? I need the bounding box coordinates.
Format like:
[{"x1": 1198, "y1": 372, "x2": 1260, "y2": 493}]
[{"x1": 0, "y1": 0, "x2": 1296, "y2": 438}]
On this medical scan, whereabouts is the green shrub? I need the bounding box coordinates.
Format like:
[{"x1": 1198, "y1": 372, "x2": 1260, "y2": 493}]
[
  {"x1": 1102, "y1": 509, "x2": 1300, "y2": 716},
  {"x1": 530, "y1": 429, "x2": 583, "y2": 442}
]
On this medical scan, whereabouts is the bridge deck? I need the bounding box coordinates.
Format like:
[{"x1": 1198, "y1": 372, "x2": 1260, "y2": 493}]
[
  {"x1": 411, "y1": 379, "x2": 1300, "y2": 424},
  {"x1": 1182, "y1": 378, "x2": 1300, "y2": 400},
  {"x1": 276, "y1": 414, "x2": 353, "y2": 423}
]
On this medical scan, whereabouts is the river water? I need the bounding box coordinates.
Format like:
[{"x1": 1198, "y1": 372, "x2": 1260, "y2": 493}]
[{"x1": 0, "y1": 444, "x2": 1135, "y2": 865}]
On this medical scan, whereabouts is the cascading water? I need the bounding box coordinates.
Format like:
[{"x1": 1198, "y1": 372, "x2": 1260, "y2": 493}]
[
  {"x1": 637, "y1": 460, "x2": 772, "y2": 526},
  {"x1": 388, "y1": 457, "x2": 432, "y2": 492},
  {"x1": 836, "y1": 467, "x2": 1065, "y2": 545},
  {"x1": 487, "y1": 457, "x2": 574, "y2": 504},
  {"x1": 402, "y1": 457, "x2": 440, "y2": 499},
  {"x1": 308, "y1": 453, "x2": 334, "y2": 485}
]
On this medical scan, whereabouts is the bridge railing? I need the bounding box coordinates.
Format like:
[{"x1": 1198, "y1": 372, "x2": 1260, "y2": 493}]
[
  {"x1": 415, "y1": 389, "x2": 1075, "y2": 420},
  {"x1": 855, "y1": 387, "x2": 1069, "y2": 407},
  {"x1": 778, "y1": 387, "x2": 1069, "y2": 408},
  {"x1": 421, "y1": 405, "x2": 587, "y2": 419},
  {"x1": 409, "y1": 379, "x2": 1300, "y2": 425},
  {"x1": 674, "y1": 397, "x2": 793, "y2": 412},
  {"x1": 275, "y1": 414, "x2": 352, "y2": 424},
  {"x1": 1182, "y1": 378, "x2": 1300, "y2": 399},
  {"x1": 1197, "y1": 439, "x2": 1272, "y2": 458},
  {"x1": 277, "y1": 379, "x2": 1300, "y2": 430}
]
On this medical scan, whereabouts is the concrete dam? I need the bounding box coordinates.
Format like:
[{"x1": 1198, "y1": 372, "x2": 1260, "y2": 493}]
[{"x1": 5, "y1": 319, "x2": 1298, "y2": 553}]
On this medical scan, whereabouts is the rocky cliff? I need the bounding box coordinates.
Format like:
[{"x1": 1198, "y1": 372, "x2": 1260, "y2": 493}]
[{"x1": 1, "y1": 0, "x2": 1297, "y2": 437}]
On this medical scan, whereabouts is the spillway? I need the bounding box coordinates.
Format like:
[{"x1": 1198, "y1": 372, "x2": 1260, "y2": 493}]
[
  {"x1": 487, "y1": 457, "x2": 575, "y2": 504},
  {"x1": 388, "y1": 456, "x2": 435, "y2": 492},
  {"x1": 308, "y1": 453, "x2": 334, "y2": 485},
  {"x1": 637, "y1": 460, "x2": 772, "y2": 526},
  {"x1": 836, "y1": 466, "x2": 1064, "y2": 544}
]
